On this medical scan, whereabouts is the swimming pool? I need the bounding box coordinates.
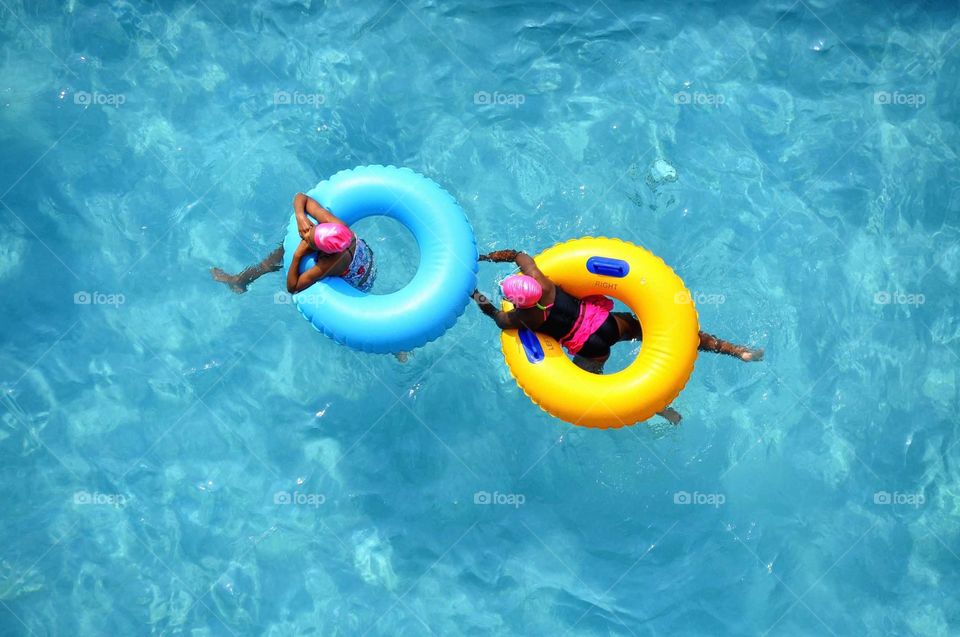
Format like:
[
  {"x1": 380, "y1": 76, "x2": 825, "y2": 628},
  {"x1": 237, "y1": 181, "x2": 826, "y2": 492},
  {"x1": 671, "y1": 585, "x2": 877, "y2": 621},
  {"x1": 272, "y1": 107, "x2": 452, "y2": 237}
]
[{"x1": 1, "y1": 0, "x2": 958, "y2": 634}]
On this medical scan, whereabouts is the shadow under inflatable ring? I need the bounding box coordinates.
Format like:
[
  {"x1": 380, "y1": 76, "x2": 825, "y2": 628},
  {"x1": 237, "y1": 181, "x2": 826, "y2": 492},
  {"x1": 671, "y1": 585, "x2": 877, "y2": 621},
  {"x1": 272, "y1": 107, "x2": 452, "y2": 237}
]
[
  {"x1": 499, "y1": 237, "x2": 699, "y2": 428},
  {"x1": 283, "y1": 165, "x2": 478, "y2": 353}
]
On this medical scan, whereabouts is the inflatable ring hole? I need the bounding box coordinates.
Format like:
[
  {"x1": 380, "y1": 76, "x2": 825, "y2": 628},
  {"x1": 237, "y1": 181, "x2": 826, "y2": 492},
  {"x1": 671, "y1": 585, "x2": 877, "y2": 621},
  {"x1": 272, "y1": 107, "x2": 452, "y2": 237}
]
[
  {"x1": 349, "y1": 215, "x2": 421, "y2": 295},
  {"x1": 593, "y1": 298, "x2": 641, "y2": 374}
]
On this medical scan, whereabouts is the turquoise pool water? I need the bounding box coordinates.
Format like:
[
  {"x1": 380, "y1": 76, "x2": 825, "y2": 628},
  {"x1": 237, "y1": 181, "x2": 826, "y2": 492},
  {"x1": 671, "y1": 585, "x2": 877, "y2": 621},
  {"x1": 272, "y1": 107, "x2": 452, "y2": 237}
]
[{"x1": 2, "y1": 0, "x2": 959, "y2": 634}]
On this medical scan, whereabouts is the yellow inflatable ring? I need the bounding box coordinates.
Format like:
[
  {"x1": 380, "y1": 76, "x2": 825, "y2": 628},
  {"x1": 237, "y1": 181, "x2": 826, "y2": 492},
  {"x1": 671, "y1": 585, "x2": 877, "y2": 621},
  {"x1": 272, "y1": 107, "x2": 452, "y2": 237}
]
[{"x1": 500, "y1": 237, "x2": 699, "y2": 428}]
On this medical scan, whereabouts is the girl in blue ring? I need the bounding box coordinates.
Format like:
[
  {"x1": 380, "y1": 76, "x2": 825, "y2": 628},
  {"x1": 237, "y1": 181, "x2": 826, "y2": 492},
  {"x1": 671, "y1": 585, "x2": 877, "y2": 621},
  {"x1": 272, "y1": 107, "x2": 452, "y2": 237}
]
[{"x1": 211, "y1": 192, "x2": 377, "y2": 294}]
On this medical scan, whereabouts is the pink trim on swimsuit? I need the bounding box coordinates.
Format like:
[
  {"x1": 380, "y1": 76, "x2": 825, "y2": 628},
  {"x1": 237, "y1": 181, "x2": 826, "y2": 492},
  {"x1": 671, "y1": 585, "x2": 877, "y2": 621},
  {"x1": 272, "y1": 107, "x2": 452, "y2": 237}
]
[{"x1": 560, "y1": 295, "x2": 614, "y2": 355}]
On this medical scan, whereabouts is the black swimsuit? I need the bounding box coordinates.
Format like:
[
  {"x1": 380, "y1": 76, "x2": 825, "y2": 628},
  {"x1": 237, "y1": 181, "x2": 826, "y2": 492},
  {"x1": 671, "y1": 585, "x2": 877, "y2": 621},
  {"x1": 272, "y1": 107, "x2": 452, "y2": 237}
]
[
  {"x1": 538, "y1": 287, "x2": 581, "y2": 341},
  {"x1": 537, "y1": 287, "x2": 620, "y2": 359}
]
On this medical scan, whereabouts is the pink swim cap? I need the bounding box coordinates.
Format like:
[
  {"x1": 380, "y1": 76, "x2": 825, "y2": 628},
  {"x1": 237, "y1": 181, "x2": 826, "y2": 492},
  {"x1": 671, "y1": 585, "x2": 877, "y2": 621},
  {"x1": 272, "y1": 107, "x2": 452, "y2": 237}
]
[
  {"x1": 500, "y1": 274, "x2": 542, "y2": 309},
  {"x1": 313, "y1": 222, "x2": 353, "y2": 253}
]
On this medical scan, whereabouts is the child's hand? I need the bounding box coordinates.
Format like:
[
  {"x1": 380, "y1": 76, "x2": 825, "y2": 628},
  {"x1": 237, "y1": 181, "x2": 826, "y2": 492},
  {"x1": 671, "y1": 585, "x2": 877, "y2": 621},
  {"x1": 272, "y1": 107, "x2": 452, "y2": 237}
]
[
  {"x1": 295, "y1": 238, "x2": 314, "y2": 256},
  {"x1": 298, "y1": 223, "x2": 316, "y2": 243},
  {"x1": 479, "y1": 249, "x2": 520, "y2": 263},
  {"x1": 471, "y1": 289, "x2": 492, "y2": 305}
]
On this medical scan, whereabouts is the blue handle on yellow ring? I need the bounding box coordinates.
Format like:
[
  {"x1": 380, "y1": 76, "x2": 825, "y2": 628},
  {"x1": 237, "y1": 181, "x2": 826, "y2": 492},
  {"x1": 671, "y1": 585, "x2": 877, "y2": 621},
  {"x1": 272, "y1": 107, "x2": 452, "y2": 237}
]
[
  {"x1": 519, "y1": 328, "x2": 544, "y2": 364},
  {"x1": 586, "y1": 256, "x2": 630, "y2": 278}
]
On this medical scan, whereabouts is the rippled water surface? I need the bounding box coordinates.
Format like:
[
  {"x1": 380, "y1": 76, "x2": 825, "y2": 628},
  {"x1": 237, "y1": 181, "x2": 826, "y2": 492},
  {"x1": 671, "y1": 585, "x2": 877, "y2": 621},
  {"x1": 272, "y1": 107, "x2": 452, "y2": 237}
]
[{"x1": 2, "y1": 0, "x2": 959, "y2": 635}]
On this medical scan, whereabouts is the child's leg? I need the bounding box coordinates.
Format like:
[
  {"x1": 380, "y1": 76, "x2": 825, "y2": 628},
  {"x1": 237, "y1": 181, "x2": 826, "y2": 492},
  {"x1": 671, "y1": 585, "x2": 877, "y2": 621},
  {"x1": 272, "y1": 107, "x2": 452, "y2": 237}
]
[
  {"x1": 657, "y1": 407, "x2": 682, "y2": 425},
  {"x1": 572, "y1": 354, "x2": 607, "y2": 374},
  {"x1": 612, "y1": 312, "x2": 642, "y2": 341},
  {"x1": 211, "y1": 244, "x2": 284, "y2": 294},
  {"x1": 614, "y1": 313, "x2": 763, "y2": 363},
  {"x1": 698, "y1": 331, "x2": 764, "y2": 362}
]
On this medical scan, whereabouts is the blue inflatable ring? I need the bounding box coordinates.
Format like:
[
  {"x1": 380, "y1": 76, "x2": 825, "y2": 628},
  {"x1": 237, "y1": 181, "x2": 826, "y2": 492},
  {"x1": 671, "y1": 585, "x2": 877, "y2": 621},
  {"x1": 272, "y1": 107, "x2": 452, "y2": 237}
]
[{"x1": 283, "y1": 165, "x2": 478, "y2": 353}]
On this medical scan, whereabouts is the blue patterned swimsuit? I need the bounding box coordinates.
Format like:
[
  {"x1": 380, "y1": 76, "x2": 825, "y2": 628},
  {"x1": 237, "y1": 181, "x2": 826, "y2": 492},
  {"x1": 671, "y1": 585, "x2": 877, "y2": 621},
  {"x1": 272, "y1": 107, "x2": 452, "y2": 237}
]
[{"x1": 340, "y1": 238, "x2": 376, "y2": 292}]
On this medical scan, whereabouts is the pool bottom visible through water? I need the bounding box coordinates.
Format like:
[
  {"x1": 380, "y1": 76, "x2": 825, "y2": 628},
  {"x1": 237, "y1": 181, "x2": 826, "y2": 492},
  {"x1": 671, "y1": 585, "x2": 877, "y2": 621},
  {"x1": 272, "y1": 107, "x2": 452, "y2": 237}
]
[{"x1": 1, "y1": 0, "x2": 959, "y2": 635}]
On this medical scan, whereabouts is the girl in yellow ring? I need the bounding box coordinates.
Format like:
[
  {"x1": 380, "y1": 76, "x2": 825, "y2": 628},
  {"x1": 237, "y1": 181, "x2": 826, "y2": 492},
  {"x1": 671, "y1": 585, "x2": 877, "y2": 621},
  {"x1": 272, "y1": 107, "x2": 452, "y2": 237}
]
[{"x1": 471, "y1": 249, "x2": 763, "y2": 424}]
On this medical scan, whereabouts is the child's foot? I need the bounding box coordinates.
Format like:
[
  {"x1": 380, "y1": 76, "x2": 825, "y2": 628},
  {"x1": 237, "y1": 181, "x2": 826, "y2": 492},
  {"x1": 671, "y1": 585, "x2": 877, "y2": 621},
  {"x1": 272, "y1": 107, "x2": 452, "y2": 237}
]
[
  {"x1": 740, "y1": 348, "x2": 764, "y2": 362},
  {"x1": 210, "y1": 267, "x2": 248, "y2": 294},
  {"x1": 658, "y1": 407, "x2": 682, "y2": 425}
]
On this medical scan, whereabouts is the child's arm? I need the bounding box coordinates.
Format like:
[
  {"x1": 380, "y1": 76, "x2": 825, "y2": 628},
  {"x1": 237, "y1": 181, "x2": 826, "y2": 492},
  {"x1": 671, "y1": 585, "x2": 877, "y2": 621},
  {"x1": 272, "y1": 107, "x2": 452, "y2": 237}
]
[
  {"x1": 479, "y1": 249, "x2": 520, "y2": 263},
  {"x1": 286, "y1": 240, "x2": 341, "y2": 293},
  {"x1": 477, "y1": 250, "x2": 547, "y2": 282},
  {"x1": 514, "y1": 252, "x2": 553, "y2": 290},
  {"x1": 471, "y1": 290, "x2": 524, "y2": 330},
  {"x1": 303, "y1": 194, "x2": 345, "y2": 224},
  {"x1": 293, "y1": 193, "x2": 346, "y2": 236}
]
